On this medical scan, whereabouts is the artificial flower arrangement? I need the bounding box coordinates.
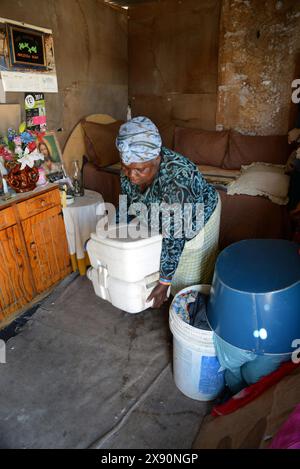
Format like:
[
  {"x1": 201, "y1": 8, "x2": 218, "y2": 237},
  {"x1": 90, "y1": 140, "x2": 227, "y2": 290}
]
[
  {"x1": 0, "y1": 123, "x2": 45, "y2": 170},
  {"x1": 0, "y1": 124, "x2": 45, "y2": 193}
]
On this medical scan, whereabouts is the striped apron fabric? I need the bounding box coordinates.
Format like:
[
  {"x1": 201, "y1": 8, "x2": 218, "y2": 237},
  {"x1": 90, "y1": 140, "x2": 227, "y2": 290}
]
[{"x1": 171, "y1": 193, "x2": 222, "y2": 296}]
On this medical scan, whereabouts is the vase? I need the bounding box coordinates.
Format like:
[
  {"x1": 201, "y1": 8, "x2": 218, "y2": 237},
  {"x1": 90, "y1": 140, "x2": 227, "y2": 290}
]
[{"x1": 5, "y1": 164, "x2": 39, "y2": 193}]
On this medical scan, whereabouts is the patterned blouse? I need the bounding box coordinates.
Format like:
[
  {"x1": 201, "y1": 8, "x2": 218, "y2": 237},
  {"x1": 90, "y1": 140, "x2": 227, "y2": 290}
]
[{"x1": 119, "y1": 147, "x2": 218, "y2": 284}]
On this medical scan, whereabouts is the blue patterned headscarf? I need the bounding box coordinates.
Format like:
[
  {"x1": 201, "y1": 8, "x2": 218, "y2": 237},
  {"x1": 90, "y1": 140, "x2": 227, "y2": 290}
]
[{"x1": 116, "y1": 116, "x2": 162, "y2": 164}]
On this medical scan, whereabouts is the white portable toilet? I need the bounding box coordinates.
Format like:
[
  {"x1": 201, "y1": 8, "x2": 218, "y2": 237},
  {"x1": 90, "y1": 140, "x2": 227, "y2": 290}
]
[{"x1": 87, "y1": 221, "x2": 163, "y2": 313}]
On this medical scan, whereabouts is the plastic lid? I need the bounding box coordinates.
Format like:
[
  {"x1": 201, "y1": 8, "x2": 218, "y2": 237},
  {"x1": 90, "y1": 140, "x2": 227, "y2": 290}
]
[
  {"x1": 217, "y1": 239, "x2": 300, "y2": 293},
  {"x1": 91, "y1": 222, "x2": 162, "y2": 249}
]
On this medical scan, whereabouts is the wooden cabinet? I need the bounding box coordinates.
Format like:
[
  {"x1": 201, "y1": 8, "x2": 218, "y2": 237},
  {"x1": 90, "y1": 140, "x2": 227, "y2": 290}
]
[
  {"x1": 0, "y1": 225, "x2": 34, "y2": 320},
  {"x1": 0, "y1": 185, "x2": 71, "y2": 327},
  {"x1": 22, "y1": 205, "x2": 70, "y2": 294}
]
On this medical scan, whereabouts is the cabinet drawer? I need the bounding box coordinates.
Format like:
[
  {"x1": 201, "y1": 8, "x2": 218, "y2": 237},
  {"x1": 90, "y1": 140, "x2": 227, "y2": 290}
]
[
  {"x1": 17, "y1": 189, "x2": 61, "y2": 220},
  {"x1": 0, "y1": 206, "x2": 16, "y2": 230}
]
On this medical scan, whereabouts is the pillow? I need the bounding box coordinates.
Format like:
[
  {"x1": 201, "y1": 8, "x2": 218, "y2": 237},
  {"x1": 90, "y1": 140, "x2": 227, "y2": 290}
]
[
  {"x1": 157, "y1": 121, "x2": 175, "y2": 149},
  {"x1": 174, "y1": 127, "x2": 229, "y2": 166},
  {"x1": 82, "y1": 120, "x2": 124, "y2": 168},
  {"x1": 227, "y1": 162, "x2": 290, "y2": 205},
  {"x1": 224, "y1": 131, "x2": 290, "y2": 169}
]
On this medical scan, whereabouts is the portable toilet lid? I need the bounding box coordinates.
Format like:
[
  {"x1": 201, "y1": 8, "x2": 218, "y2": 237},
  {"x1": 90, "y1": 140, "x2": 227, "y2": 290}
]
[
  {"x1": 207, "y1": 239, "x2": 300, "y2": 354},
  {"x1": 92, "y1": 221, "x2": 162, "y2": 249}
]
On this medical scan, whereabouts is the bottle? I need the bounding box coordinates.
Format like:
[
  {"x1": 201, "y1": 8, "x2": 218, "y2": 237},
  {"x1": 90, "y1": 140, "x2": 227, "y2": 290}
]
[
  {"x1": 60, "y1": 184, "x2": 67, "y2": 208},
  {"x1": 70, "y1": 160, "x2": 83, "y2": 197}
]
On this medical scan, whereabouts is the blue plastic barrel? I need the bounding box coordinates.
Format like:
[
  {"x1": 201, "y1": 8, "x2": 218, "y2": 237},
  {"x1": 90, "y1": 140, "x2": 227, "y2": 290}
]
[{"x1": 207, "y1": 239, "x2": 300, "y2": 354}]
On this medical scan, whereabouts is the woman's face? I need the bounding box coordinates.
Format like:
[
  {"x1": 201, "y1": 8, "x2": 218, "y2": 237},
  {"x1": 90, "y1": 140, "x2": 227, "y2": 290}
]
[
  {"x1": 121, "y1": 156, "x2": 161, "y2": 187},
  {"x1": 39, "y1": 143, "x2": 50, "y2": 158}
]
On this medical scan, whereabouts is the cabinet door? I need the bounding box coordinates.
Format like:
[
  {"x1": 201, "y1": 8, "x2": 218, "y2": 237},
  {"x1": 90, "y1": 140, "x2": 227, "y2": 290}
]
[
  {"x1": 22, "y1": 205, "x2": 71, "y2": 294},
  {"x1": 0, "y1": 225, "x2": 34, "y2": 320}
]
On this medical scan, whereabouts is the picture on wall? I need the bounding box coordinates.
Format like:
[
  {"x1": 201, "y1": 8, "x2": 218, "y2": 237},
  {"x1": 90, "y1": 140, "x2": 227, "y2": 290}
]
[{"x1": 6, "y1": 24, "x2": 47, "y2": 69}]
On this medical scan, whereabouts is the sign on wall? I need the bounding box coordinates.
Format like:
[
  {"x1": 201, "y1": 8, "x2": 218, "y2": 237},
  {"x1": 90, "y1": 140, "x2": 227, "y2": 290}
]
[
  {"x1": 7, "y1": 24, "x2": 47, "y2": 69},
  {"x1": 25, "y1": 92, "x2": 47, "y2": 132},
  {"x1": 0, "y1": 18, "x2": 58, "y2": 94}
]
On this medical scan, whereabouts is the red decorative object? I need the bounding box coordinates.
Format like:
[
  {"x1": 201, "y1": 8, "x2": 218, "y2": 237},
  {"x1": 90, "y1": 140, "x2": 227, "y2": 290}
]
[
  {"x1": 211, "y1": 361, "x2": 299, "y2": 417},
  {"x1": 5, "y1": 164, "x2": 39, "y2": 193}
]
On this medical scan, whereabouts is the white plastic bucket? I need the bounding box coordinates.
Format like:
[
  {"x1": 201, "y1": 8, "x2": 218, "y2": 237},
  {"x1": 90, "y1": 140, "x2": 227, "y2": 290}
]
[{"x1": 169, "y1": 284, "x2": 225, "y2": 401}]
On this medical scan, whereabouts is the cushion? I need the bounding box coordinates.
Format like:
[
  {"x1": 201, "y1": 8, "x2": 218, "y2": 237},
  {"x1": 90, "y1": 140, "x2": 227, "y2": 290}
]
[
  {"x1": 197, "y1": 165, "x2": 240, "y2": 178},
  {"x1": 83, "y1": 161, "x2": 121, "y2": 206},
  {"x1": 82, "y1": 120, "x2": 124, "y2": 168},
  {"x1": 224, "y1": 131, "x2": 290, "y2": 169},
  {"x1": 158, "y1": 121, "x2": 175, "y2": 149},
  {"x1": 227, "y1": 162, "x2": 290, "y2": 205},
  {"x1": 174, "y1": 127, "x2": 229, "y2": 166},
  {"x1": 103, "y1": 162, "x2": 121, "y2": 174},
  {"x1": 197, "y1": 165, "x2": 240, "y2": 187},
  {"x1": 217, "y1": 190, "x2": 289, "y2": 250}
]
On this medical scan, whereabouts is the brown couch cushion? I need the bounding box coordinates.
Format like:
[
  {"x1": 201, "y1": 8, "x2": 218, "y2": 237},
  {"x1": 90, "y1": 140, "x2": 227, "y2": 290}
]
[
  {"x1": 83, "y1": 161, "x2": 121, "y2": 206},
  {"x1": 224, "y1": 131, "x2": 290, "y2": 169},
  {"x1": 174, "y1": 127, "x2": 229, "y2": 166},
  {"x1": 158, "y1": 121, "x2": 175, "y2": 149},
  {"x1": 82, "y1": 120, "x2": 124, "y2": 168},
  {"x1": 217, "y1": 190, "x2": 290, "y2": 250}
]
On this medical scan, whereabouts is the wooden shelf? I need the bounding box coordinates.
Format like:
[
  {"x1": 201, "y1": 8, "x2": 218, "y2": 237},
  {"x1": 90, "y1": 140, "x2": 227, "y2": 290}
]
[{"x1": 0, "y1": 184, "x2": 71, "y2": 328}]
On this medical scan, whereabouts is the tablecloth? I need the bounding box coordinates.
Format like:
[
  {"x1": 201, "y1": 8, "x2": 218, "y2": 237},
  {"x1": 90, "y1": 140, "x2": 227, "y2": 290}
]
[{"x1": 63, "y1": 189, "x2": 105, "y2": 275}]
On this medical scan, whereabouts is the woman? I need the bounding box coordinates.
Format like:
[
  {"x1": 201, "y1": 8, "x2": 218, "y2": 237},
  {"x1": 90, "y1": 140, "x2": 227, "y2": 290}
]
[{"x1": 116, "y1": 116, "x2": 221, "y2": 308}]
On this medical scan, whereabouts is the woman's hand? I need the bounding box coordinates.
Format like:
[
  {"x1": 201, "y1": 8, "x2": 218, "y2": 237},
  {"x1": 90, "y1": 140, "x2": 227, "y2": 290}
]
[{"x1": 147, "y1": 283, "x2": 170, "y2": 309}]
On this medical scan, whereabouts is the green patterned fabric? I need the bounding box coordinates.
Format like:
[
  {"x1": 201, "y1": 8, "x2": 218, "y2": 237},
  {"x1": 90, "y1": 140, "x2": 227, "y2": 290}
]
[
  {"x1": 119, "y1": 147, "x2": 218, "y2": 283},
  {"x1": 171, "y1": 193, "x2": 221, "y2": 295}
]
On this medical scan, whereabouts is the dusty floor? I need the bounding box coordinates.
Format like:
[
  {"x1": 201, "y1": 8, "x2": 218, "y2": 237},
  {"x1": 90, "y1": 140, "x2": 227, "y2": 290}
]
[{"x1": 0, "y1": 274, "x2": 209, "y2": 449}]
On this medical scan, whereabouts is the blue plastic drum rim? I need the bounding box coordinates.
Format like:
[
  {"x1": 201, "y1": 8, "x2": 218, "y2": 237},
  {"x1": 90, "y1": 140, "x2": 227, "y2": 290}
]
[{"x1": 207, "y1": 239, "x2": 300, "y2": 354}]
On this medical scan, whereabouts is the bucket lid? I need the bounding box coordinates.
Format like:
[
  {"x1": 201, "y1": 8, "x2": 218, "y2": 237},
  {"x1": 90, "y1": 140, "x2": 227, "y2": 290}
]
[
  {"x1": 216, "y1": 239, "x2": 300, "y2": 293},
  {"x1": 207, "y1": 239, "x2": 300, "y2": 354}
]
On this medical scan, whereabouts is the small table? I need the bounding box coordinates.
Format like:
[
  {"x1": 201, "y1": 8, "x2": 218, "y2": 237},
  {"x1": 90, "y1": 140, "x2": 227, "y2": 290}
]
[{"x1": 62, "y1": 189, "x2": 105, "y2": 275}]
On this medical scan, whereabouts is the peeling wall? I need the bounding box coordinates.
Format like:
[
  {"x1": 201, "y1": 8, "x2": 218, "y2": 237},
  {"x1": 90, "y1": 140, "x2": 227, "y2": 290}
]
[
  {"x1": 2, "y1": 0, "x2": 298, "y2": 147},
  {"x1": 217, "y1": 0, "x2": 300, "y2": 135},
  {"x1": 128, "y1": 0, "x2": 222, "y2": 143},
  {"x1": 0, "y1": 0, "x2": 128, "y2": 148}
]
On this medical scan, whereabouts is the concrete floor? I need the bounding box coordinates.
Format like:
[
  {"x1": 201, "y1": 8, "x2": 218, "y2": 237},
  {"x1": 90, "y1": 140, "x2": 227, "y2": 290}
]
[{"x1": 0, "y1": 274, "x2": 209, "y2": 449}]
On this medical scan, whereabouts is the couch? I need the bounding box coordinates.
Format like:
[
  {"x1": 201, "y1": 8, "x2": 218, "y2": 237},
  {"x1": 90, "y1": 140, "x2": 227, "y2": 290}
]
[{"x1": 62, "y1": 115, "x2": 291, "y2": 249}]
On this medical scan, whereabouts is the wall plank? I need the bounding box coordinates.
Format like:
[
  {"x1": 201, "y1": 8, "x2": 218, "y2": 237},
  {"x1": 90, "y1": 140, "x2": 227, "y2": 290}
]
[{"x1": 128, "y1": 0, "x2": 221, "y2": 137}]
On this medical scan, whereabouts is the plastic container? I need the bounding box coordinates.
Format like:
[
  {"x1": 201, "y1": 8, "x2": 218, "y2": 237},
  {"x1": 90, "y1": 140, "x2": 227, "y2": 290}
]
[
  {"x1": 88, "y1": 222, "x2": 162, "y2": 283},
  {"x1": 87, "y1": 267, "x2": 160, "y2": 313},
  {"x1": 207, "y1": 239, "x2": 300, "y2": 354},
  {"x1": 169, "y1": 285, "x2": 225, "y2": 401},
  {"x1": 87, "y1": 222, "x2": 163, "y2": 313}
]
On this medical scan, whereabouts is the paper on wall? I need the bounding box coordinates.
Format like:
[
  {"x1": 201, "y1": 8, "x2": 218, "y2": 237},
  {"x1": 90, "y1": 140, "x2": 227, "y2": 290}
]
[
  {"x1": 0, "y1": 71, "x2": 58, "y2": 93},
  {"x1": 0, "y1": 79, "x2": 5, "y2": 103},
  {"x1": 25, "y1": 93, "x2": 47, "y2": 132}
]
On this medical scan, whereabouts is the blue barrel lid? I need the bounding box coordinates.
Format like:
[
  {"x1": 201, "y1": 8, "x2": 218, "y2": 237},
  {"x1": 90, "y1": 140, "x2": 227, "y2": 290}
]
[
  {"x1": 207, "y1": 239, "x2": 300, "y2": 354},
  {"x1": 217, "y1": 239, "x2": 300, "y2": 293}
]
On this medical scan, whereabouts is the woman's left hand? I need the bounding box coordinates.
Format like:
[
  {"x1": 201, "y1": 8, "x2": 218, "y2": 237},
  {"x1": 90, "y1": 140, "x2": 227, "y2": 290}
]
[{"x1": 147, "y1": 283, "x2": 169, "y2": 309}]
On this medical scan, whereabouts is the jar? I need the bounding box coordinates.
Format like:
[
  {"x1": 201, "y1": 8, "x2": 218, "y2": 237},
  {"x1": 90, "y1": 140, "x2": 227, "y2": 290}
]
[{"x1": 36, "y1": 167, "x2": 47, "y2": 186}]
